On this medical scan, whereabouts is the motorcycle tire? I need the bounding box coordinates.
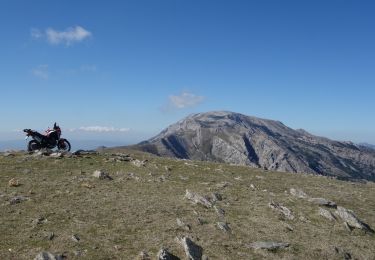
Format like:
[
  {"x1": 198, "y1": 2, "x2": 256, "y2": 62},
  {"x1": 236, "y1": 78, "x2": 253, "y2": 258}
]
[
  {"x1": 58, "y1": 139, "x2": 71, "y2": 151},
  {"x1": 28, "y1": 140, "x2": 41, "y2": 152}
]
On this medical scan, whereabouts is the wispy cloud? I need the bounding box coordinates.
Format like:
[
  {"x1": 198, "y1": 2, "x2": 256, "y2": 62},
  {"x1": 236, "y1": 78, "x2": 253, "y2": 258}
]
[
  {"x1": 31, "y1": 65, "x2": 49, "y2": 80},
  {"x1": 31, "y1": 26, "x2": 92, "y2": 46},
  {"x1": 70, "y1": 126, "x2": 130, "y2": 133},
  {"x1": 168, "y1": 91, "x2": 205, "y2": 109}
]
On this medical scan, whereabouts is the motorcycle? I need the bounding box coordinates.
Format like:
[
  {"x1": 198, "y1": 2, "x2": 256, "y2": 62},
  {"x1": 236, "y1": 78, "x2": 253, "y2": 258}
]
[{"x1": 23, "y1": 123, "x2": 71, "y2": 152}]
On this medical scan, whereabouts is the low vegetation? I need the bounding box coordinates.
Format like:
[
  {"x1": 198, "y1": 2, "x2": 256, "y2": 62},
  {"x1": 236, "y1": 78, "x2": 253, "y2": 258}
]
[{"x1": 0, "y1": 150, "x2": 374, "y2": 259}]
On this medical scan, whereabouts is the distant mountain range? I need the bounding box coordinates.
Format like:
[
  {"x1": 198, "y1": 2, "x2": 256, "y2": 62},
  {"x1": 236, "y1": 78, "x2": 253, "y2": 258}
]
[{"x1": 128, "y1": 111, "x2": 375, "y2": 181}]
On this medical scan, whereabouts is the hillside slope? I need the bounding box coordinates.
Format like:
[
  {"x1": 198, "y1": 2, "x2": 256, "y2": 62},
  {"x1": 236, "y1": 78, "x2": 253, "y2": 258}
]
[
  {"x1": 0, "y1": 151, "x2": 374, "y2": 259},
  {"x1": 129, "y1": 111, "x2": 375, "y2": 181}
]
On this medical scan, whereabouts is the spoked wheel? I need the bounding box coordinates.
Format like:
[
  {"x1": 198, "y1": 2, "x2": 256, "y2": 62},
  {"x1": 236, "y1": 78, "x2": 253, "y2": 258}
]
[
  {"x1": 57, "y1": 139, "x2": 71, "y2": 151},
  {"x1": 28, "y1": 140, "x2": 41, "y2": 152}
]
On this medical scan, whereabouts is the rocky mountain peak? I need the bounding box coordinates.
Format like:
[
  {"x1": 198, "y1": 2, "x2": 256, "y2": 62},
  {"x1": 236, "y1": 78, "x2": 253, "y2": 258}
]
[{"x1": 132, "y1": 111, "x2": 375, "y2": 181}]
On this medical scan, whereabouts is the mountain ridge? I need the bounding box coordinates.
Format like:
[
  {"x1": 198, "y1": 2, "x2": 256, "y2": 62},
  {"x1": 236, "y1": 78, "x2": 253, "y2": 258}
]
[{"x1": 127, "y1": 111, "x2": 375, "y2": 181}]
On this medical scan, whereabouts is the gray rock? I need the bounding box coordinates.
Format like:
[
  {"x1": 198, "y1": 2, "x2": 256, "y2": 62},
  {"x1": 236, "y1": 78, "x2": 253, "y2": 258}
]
[
  {"x1": 210, "y1": 192, "x2": 222, "y2": 202},
  {"x1": 157, "y1": 248, "x2": 180, "y2": 260},
  {"x1": 319, "y1": 207, "x2": 336, "y2": 221},
  {"x1": 71, "y1": 234, "x2": 80, "y2": 242},
  {"x1": 177, "y1": 218, "x2": 191, "y2": 231},
  {"x1": 217, "y1": 222, "x2": 231, "y2": 233},
  {"x1": 92, "y1": 170, "x2": 112, "y2": 180},
  {"x1": 9, "y1": 195, "x2": 29, "y2": 205},
  {"x1": 130, "y1": 111, "x2": 375, "y2": 182},
  {"x1": 138, "y1": 251, "x2": 150, "y2": 260},
  {"x1": 335, "y1": 206, "x2": 374, "y2": 233},
  {"x1": 132, "y1": 159, "x2": 146, "y2": 167},
  {"x1": 308, "y1": 198, "x2": 337, "y2": 208},
  {"x1": 290, "y1": 188, "x2": 308, "y2": 198},
  {"x1": 50, "y1": 152, "x2": 63, "y2": 158},
  {"x1": 34, "y1": 252, "x2": 62, "y2": 260},
  {"x1": 185, "y1": 190, "x2": 213, "y2": 208},
  {"x1": 176, "y1": 236, "x2": 203, "y2": 260},
  {"x1": 214, "y1": 206, "x2": 225, "y2": 218},
  {"x1": 268, "y1": 201, "x2": 294, "y2": 220},
  {"x1": 247, "y1": 241, "x2": 289, "y2": 250}
]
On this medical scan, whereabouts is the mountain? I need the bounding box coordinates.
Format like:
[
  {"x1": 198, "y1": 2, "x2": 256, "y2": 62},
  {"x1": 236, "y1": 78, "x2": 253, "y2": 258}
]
[
  {"x1": 359, "y1": 143, "x2": 375, "y2": 151},
  {"x1": 129, "y1": 111, "x2": 375, "y2": 181}
]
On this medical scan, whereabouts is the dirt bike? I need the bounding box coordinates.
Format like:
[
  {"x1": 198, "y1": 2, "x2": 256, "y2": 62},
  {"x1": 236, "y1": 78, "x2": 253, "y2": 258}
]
[{"x1": 23, "y1": 123, "x2": 71, "y2": 152}]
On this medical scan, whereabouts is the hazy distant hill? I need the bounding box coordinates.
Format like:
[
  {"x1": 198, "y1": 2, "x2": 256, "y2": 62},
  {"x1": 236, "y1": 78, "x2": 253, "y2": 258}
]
[
  {"x1": 129, "y1": 111, "x2": 375, "y2": 181},
  {"x1": 359, "y1": 143, "x2": 375, "y2": 150}
]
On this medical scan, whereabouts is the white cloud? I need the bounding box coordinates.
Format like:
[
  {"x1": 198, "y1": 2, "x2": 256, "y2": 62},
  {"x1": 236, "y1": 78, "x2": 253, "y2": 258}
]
[
  {"x1": 168, "y1": 91, "x2": 205, "y2": 109},
  {"x1": 31, "y1": 65, "x2": 49, "y2": 80},
  {"x1": 31, "y1": 26, "x2": 92, "y2": 46},
  {"x1": 70, "y1": 126, "x2": 130, "y2": 133}
]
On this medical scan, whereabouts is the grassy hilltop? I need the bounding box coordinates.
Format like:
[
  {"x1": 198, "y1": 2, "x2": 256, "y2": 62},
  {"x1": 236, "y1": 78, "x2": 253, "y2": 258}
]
[{"x1": 0, "y1": 150, "x2": 374, "y2": 259}]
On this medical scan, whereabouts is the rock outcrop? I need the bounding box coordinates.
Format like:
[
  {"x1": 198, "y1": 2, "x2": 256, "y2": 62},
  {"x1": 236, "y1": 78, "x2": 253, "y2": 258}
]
[{"x1": 129, "y1": 111, "x2": 375, "y2": 181}]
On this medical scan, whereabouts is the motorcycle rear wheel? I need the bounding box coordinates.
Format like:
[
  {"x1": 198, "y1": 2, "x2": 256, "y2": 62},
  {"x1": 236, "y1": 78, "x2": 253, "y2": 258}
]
[
  {"x1": 58, "y1": 139, "x2": 71, "y2": 151},
  {"x1": 28, "y1": 140, "x2": 41, "y2": 152}
]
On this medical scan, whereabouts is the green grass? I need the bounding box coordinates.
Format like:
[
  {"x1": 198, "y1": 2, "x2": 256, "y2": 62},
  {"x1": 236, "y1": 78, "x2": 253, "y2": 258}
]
[{"x1": 0, "y1": 150, "x2": 374, "y2": 259}]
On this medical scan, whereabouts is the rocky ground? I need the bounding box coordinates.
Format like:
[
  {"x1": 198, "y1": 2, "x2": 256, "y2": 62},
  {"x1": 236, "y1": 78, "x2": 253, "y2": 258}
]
[{"x1": 0, "y1": 149, "x2": 374, "y2": 259}]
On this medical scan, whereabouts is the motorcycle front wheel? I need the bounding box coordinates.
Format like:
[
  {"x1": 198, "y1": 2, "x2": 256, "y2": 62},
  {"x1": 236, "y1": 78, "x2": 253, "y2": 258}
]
[
  {"x1": 28, "y1": 140, "x2": 41, "y2": 152},
  {"x1": 58, "y1": 139, "x2": 71, "y2": 151}
]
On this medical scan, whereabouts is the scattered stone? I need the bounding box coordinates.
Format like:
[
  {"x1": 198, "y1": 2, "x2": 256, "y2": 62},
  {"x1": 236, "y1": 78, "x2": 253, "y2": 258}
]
[
  {"x1": 46, "y1": 232, "x2": 55, "y2": 240},
  {"x1": 34, "y1": 252, "x2": 63, "y2": 260},
  {"x1": 249, "y1": 184, "x2": 257, "y2": 191},
  {"x1": 138, "y1": 251, "x2": 151, "y2": 260},
  {"x1": 132, "y1": 159, "x2": 147, "y2": 167},
  {"x1": 81, "y1": 183, "x2": 95, "y2": 189},
  {"x1": 210, "y1": 192, "x2": 223, "y2": 202},
  {"x1": 127, "y1": 172, "x2": 141, "y2": 181},
  {"x1": 72, "y1": 150, "x2": 97, "y2": 156},
  {"x1": 343, "y1": 221, "x2": 353, "y2": 232},
  {"x1": 255, "y1": 175, "x2": 265, "y2": 180},
  {"x1": 284, "y1": 223, "x2": 294, "y2": 232},
  {"x1": 268, "y1": 201, "x2": 294, "y2": 220},
  {"x1": 335, "y1": 206, "x2": 374, "y2": 233},
  {"x1": 9, "y1": 195, "x2": 29, "y2": 205},
  {"x1": 308, "y1": 198, "x2": 337, "y2": 208},
  {"x1": 50, "y1": 152, "x2": 63, "y2": 158},
  {"x1": 164, "y1": 166, "x2": 172, "y2": 171},
  {"x1": 38, "y1": 148, "x2": 53, "y2": 156},
  {"x1": 217, "y1": 222, "x2": 231, "y2": 233},
  {"x1": 3, "y1": 152, "x2": 15, "y2": 157},
  {"x1": 247, "y1": 241, "x2": 289, "y2": 251},
  {"x1": 214, "y1": 206, "x2": 225, "y2": 218},
  {"x1": 334, "y1": 246, "x2": 352, "y2": 260},
  {"x1": 71, "y1": 234, "x2": 80, "y2": 242},
  {"x1": 92, "y1": 170, "x2": 113, "y2": 180},
  {"x1": 319, "y1": 207, "x2": 336, "y2": 221},
  {"x1": 185, "y1": 190, "x2": 213, "y2": 208},
  {"x1": 176, "y1": 236, "x2": 203, "y2": 260},
  {"x1": 157, "y1": 248, "x2": 180, "y2": 260},
  {"x1": 33, "y1": 216, "x2": 47, "y2": 225},
  {"x1": 158, "y1": 175, "x2": 167, "y2": 182},
  {"x1": 177, "y1": 218, "x2": 191, "y2": 231},
  {"x1": 290, "y1": 188, "x2": 308, "y2": 199},
  {"x1": 8, "y1": 178, "x2": 20, "y2": 187},
  {"x1": 216, "y1": 182, "x2": 230, "y2": 189}
]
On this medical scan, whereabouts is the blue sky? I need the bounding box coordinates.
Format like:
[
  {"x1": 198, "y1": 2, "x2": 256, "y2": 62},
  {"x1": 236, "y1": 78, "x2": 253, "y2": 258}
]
[{"x1": 1, "y1": 0, "x2": 375, "y2": 145}]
